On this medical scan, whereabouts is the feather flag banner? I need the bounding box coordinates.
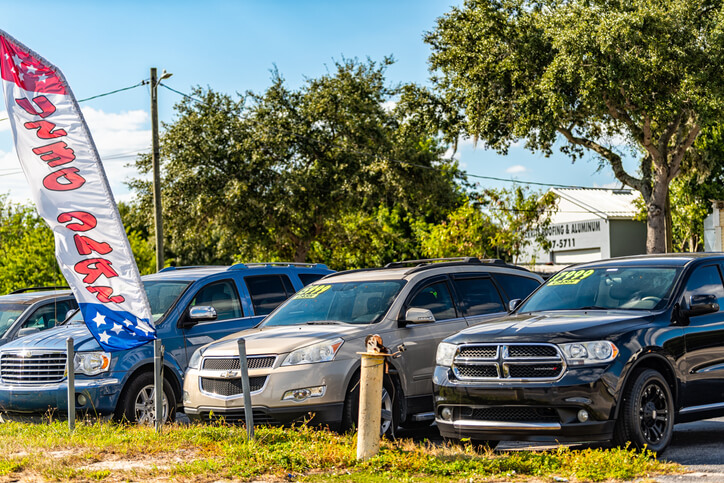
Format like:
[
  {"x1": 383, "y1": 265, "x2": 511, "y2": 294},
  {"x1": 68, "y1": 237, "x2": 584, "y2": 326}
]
[{"x1": 0, "y1": 30, "x2": 155, "y2": 351}]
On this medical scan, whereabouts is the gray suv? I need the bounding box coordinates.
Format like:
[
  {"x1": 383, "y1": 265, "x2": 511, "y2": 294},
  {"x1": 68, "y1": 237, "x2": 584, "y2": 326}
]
[
  {"x1": 182, "y1": 258, "x2": 543, "y2": 434},
  {"x1": 0, "y1": 288, "x2": 77, "y2": 345}
]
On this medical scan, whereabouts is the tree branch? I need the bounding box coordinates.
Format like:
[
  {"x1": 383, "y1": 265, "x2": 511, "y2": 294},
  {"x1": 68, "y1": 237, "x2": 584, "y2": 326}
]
[{"x1": 557, "y1": 126, "x2": 645, "y2": 193}]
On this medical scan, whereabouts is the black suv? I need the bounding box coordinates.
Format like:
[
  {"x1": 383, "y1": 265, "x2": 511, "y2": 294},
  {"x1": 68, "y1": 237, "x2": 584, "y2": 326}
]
[
  {"x1": 0, "y1": 288, "x2": 77, "y2": 345},
  {"x1": 434, "y1": 254, "x2": 724, "y2": 453}
]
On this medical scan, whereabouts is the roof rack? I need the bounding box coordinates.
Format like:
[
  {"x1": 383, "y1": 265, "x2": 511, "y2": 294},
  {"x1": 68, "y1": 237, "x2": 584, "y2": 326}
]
[
  {"x1": 158, "y1": 266, "x2": 220, "y2": 273},
  {"x1": 384, "y1": 257, "x2": 494, "y2": 268},
  {"x1": 10, "y1": 286, "x2": 70, "y2": 294},
  {"x1": 228, "y1": 262, "x2": 329, "y2": 270}
]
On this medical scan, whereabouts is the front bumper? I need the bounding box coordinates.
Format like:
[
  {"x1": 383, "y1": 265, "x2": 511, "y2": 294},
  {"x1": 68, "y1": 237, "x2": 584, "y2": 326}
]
[
  {"x1": 0, "y1": 377, "x2": 121, "y2": 415},
  {"x1": 433, "y1": 365, "x2": 619, "y2": 443},
  {"x1": 183, "y1": 357, "x2": 356, "y2": 428}
]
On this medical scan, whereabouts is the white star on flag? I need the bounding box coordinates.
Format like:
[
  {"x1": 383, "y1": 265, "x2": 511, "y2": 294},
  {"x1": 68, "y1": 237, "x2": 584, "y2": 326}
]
[
  {"x1": 123, "y1": 318, "x2": 134, "y2": 327},
  {"x1": 11, "y1": 53, "x2": 21, "y2": 65},
  {"x1": 111, "y1": 323, "x2": 124, "y2": 335},
  {"x1": 18, "y1": 72, "x2": 23, "y2": 81},
  {"x1": 93, "y1": 313, "x2": 107, "y2": 328},
  {"x1": 99, "y1": 331, "x2": 111, "y2": 344},
  {"x1": 136, "y1": 319, "x2": 154, "y2": 336},
  {"x1": 25, "y1": 64, "x2": 36, "y2": 74},
  {"x1": 37, "y1": 73, "x2": 47, "y2": 83}
]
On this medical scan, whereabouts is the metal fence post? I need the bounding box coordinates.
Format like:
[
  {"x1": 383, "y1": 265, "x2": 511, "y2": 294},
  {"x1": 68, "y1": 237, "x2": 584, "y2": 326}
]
[
  {"x1": 154, "y1": 339, "x2": 164, "y2": 434},
  {"x1": 237, "y1": 338, "x2": 254, "y2": 440},
  {"x1": 66, "y1": 337, "x2": 75, "y2": 431}
]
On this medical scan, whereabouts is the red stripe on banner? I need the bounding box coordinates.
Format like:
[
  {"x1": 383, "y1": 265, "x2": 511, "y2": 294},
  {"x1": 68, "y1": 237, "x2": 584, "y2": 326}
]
[{"x1": 0, "y1": 37, "x2": 66, "y2": 95}]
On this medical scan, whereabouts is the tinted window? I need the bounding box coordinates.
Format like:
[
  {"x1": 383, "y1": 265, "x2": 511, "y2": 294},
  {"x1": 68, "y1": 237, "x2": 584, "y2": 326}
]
[
  {"x1": 20, "y1": 299, "x2": 76, "y2": 334},
  {"x1": 493, "y1": 273, "x2": 541, "y2": 301},
  {"x1": 245, "y1": 275, "x2": 294, "y2": 316},
  {"x1": 145, "y1": 280, "x2": 191, "y2": 322},
  {"x1": 684, "y1": 265, "x2": 724, "y2": 309},
  {"x1": 190, "y1": 280, "x2": 243, "y2": 321},
  {"x1": 409, "y1": 281, "x2": 456, "y2": 321},
  {"x1": 299, "y1": 273, "x2": 326, "y2": 286},
  {"x1": 453, "y1": 278, "x2": 504, "y2": 316}
]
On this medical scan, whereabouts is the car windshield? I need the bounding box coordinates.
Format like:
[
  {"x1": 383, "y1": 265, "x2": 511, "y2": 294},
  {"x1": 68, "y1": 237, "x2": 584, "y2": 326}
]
[
  {"x1": 261, "y1": 280, "x2": 406, "y2": 327},
  {"x1": 0, "y1": 304, "x2": 26, "y2": 338},
  {"x1": 518, "y1": 266, "x2": 681, "y2": 312},
  {"x1": 66, "y1": 280, "x2": 190, "y2": 324}
]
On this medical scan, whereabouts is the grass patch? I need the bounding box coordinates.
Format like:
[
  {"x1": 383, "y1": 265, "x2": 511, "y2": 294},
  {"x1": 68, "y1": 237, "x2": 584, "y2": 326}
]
[{"x1": 0, "y1": 420, "x2": 681, "y2": 481}]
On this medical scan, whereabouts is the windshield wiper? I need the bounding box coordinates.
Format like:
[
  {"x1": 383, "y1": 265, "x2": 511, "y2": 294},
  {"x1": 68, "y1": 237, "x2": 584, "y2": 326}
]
[
  {"x1": 306, "y1": 320, "x2": 342, "y2": 325},
  {"x1": 573, "y1": 306, "x2": 608, "y2": 310}
]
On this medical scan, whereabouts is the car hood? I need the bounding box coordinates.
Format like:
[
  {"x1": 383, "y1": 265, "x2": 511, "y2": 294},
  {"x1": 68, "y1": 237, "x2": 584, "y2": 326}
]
[
  {"x1": 201, "y1": 324, "x2": 364, "y2": 356},
  {"x1": 447, "y1": 310, "x2": 655, "y2": 344},
  {"x1": 0, "y1": 323, "x2": 102, "y2": 352}
]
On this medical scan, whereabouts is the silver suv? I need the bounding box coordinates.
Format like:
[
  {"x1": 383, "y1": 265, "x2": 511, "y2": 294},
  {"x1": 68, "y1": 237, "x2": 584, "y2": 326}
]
[{"x1": 182, "y1": 258, "x2": 543, "y2": 434}]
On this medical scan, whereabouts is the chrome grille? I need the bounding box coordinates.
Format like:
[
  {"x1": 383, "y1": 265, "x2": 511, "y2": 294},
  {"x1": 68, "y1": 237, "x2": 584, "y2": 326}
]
[
  {"x1": 453, "y1": 343, "x2": 564, "y2": 381},
  {"x1": 200, "y1": 376, "x2": 267, "y2": 397},
  {"x1": 202, "y1": 356, "x2": 275, "y2": 370},
  {"x1": 0, "y1": 351, "x2": 67, "y2": 384}
]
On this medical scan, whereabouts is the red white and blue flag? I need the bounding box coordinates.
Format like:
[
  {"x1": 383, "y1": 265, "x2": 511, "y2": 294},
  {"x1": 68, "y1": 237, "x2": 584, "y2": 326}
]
[{"x1": 0, "y1": 30, "x2": 155, "y2": 351}]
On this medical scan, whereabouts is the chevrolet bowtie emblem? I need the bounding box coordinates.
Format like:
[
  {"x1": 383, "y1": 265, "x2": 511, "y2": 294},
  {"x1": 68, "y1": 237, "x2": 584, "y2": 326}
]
[{"x1": 219, "y1": 371, "x2": 240, "y2": 379}]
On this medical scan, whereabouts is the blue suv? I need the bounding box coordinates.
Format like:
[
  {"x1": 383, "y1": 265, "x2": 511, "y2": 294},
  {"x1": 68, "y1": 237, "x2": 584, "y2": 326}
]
[{"x1": 0, "y1": 263, "x2": 332, "y2": 423}]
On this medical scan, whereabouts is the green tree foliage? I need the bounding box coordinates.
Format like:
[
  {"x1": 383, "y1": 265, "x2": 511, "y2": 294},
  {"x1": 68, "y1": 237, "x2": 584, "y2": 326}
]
[
  {"x1": 0, "y1": 195, "x2": 65, "y2": 293},
  {"x1": 427, "y1": 0, "x2": 724, "y2": 254},
  {"x1": 130, "y1": 59, "x2": 464, "y2": 266},
  {"x1": 420, "y1": 200, "x2": 497, "y2": 259}
]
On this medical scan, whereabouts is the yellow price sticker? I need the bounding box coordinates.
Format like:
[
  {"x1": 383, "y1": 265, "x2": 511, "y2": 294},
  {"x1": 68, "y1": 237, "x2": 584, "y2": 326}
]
[
  {"x1": 547, "y1": 269, "x2": 595, "y2": 286},
  {"x1": 293, "y1": 284, "x2": 332, "y2": 299}
]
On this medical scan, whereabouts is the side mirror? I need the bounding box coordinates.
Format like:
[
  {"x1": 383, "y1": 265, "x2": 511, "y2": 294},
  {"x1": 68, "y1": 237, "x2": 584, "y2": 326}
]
[
  {"x1": 17, "y1": 327, "x2": 40, "y2": 337},
  {"x1": 404, "y1": 307, "x2": 436, "y2": 324},
  {"x1": 184, "y1": 306, "x2": 217, "y2": 326},
  {"x1": 683, "y1": 294, "x2": 719, "y2": 318},
  {"x1": 509, "y1": 299, "x2": 522, "y2": 312}
]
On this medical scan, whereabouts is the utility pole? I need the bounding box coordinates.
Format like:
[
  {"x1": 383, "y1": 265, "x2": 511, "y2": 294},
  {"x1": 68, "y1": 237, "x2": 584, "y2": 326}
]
[{"x1": 150, "y1": 67, "x2": 172, "y2": 272}]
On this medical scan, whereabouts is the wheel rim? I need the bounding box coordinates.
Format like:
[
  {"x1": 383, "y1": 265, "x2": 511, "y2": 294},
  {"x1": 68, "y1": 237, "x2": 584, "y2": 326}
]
[
  {"x1": 380, "y1": 387, "x2": 393, "y2": 435},
  {"x1": 637, "y1": 381, "x2": 670, "y2": 445},
  {"x1": 134, "y1": 384, "x2": 168, "y2": 425}
]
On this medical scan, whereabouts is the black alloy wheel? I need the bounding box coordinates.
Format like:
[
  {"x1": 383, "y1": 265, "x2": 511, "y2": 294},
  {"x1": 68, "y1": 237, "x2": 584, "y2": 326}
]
[{"x1": 613, "y1": 369, "x2": 674, "y2": 453}]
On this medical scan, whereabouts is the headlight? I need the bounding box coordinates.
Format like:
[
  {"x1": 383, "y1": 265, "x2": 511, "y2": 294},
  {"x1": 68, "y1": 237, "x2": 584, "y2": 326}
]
[
  {"x1": 436, "y1": 342, "x2": 458, "y2": 367},
  {"x1": 188, "y1": 347, "x2": 205, "y2": 370},
  {"x1": 282, "y1": 338, "x2": 344, "y2": 366},
  {"x1": 74, "y1": 352, "x2": 111, "y2": 376},
  {"x1": 559, "y1": 341, "x2": 618, "y2": 365}
]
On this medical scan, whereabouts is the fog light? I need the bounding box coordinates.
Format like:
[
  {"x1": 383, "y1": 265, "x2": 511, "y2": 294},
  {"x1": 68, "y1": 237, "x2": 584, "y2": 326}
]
[
  {"x1": 282, "y1": 385, "x2": 325, "y2": 402},
  {"x1": 76, "y1": 394, "x2": 88, "y2": 406},
  {"x1": 183, "y1": 391, "x2": 191, "y2": 404},
  {"x1": 577, "y1": 409, "x2": 589, "y2": 422},
  {"x1": 440, "y1": 407, "x2": 454, "y2": 421}
]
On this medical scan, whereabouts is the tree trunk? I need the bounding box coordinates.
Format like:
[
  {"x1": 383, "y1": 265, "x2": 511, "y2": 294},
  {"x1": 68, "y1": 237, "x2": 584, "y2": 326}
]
[
  {"x1": 293, "y1": 241, "x2": 310, "y2": 263},
  {"x1": 646, "y1": 180, "x2": 669, "y2": 254}
]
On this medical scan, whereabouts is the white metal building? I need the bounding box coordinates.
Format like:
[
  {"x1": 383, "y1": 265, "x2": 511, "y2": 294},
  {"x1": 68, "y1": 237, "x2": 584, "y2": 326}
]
[{"x1": 519, "y1": 188, "x2": 646, "y2": 272}]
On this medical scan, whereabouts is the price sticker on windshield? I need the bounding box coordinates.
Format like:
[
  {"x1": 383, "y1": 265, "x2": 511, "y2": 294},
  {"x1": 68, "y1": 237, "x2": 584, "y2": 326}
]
[
  {"x1": 294, "y1": 284, "x2": 332, "y2": 299},
  {"x1": 547, "y1": 269, "x2": 595, "y2": 286}
]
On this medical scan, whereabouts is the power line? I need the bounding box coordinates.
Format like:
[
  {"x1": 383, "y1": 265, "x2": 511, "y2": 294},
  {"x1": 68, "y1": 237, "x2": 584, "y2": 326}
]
[
  {"x1": 158, "y1": 84, "x2": 618, "y2": 191},
  {"x1": 0, "y1": 81, "x2": 146, "y2": 122}
]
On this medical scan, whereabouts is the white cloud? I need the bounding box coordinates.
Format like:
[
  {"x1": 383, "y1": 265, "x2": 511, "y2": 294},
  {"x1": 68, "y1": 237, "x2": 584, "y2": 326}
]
[
  {"x1": 506, "y1": 164, "x2": 527, "y2": 174},
  {"x1": 0, "y1": 108, "x2": 150, "y2": 204},
  {"x1": 0, "y1": 111, "x2": 10, "y2": 132}
]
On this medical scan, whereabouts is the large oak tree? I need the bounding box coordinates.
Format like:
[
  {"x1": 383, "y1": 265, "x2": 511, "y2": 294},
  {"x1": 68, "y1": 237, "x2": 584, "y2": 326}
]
[{"x1": 427, "y1": 0, "x2": 724, "y2": 252}]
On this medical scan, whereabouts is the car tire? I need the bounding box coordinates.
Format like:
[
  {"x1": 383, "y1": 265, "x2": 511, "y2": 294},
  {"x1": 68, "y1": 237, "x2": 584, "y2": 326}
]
[
  {"x1": 613, "y1": 368, "x2": 673, "y2": 452},
  {"x1": 115, "y1": 372, "x2": 176, "y2": 425},
  {"x1": 341, "y1": 374, "x2": 397, "y2": 438}
]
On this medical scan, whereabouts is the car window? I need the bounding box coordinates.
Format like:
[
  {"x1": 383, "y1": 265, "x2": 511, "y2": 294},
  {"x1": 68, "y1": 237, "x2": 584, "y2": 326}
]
[
  {"x1": 409, "y1": 281, "x2": 457, "y2": 321},
  {"x1": 453, "y1": 277, "x2": 505, "y2": 316},
  {"x1": 298, "y1": 273, "x2": 326, "y2": 286},
  {"x1": 262, "y1": 280, "x2": 406, "y2": 326},
  {"x1": 0, "y1": 303, "x2": 25, "y2": 338},
  {"x1": 245, "y1": 275, "x2": 294, "y2": 316},
  {"x1": 519, "y1": 267, "x2": 680, "y2": 312},
  {"x1": 492, "y1": 273, "x2": 541, "y2": 301},
  {"x1": 190, "y1": 280, "x2": 243, "y2": 321},
  {"x1": 144, "y1": 280, "x2": 191, "y2": 322},
  {"x1": 20, "y1": 299, "x2": 76, "y2": 334},
  {"x1": 683, "y1": 265, "x2": 724, "y2": 309}
]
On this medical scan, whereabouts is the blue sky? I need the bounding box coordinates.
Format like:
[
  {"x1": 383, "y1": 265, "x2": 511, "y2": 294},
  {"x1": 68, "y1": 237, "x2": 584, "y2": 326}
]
[{"x1": 0, "y1": 0, "x2": 636, "y2": 204}]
